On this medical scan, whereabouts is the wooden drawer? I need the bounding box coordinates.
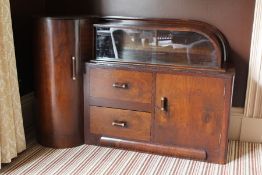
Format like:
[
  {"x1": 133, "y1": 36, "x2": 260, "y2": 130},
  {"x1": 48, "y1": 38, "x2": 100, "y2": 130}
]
[
  {"x1": 90, "y1": 106, "x2": 151, "y2": 141},
  {"x1": 89, "y1": 68, "x2": 152, "y2": 104}
]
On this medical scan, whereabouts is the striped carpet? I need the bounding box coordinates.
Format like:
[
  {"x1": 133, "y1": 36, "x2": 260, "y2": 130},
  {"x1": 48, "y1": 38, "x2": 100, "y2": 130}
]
[{"x1": 1, "y1": 140, "x2": 262, "y2": 175}]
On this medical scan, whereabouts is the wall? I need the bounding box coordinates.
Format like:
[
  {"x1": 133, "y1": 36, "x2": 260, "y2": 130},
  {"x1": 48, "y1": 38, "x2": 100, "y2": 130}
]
[
  {"x1": 10, "y1": 0, "x2": 254, "y2": 105},
  {"x1": 10, "y1": 0, "x2": 46, "y2": 96},
  {"x1": 45, "y1": 0, "x2": 91, "y2": 15},
  {"x1": 46, "y1": 0, "x2": 255, "y2": 107}
]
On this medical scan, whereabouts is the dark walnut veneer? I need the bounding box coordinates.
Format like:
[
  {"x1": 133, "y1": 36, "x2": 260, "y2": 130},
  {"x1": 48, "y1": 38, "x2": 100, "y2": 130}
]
[
  {"x1": 85, "y1": 62, "x2": 234, "y2": 164},
  {"x1": 34, "y1": 17, "x2": 234, "y2": 164}
]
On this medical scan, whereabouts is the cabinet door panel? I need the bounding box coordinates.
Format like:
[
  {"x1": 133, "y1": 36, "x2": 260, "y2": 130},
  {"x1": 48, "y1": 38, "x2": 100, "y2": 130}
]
[
  {"x1": 155, "y1": 73, "x2": 226, "y2": 161},
  {"x1": 35, "y1": 19, "x2": 83, "y2": 147}
]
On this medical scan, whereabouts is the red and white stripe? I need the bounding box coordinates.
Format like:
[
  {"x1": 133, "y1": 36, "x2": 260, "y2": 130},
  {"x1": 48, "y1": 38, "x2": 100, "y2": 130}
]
[{"x1": 1, "y1": 141, "x2": 262, "y2": 175}]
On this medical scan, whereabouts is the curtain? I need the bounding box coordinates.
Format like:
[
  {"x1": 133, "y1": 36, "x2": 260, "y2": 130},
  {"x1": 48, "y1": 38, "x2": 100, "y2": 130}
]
[
  {"x1": 244, "y1": 0, "x2": 262, "y2": 118},
  {"x1": 0, "y1": 0, "x2": 26, "y2": 168}
]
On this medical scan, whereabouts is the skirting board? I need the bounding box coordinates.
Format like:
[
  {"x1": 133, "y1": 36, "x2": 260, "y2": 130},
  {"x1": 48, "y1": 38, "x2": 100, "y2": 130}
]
[
  {"x1": 230, "y1": 107, "x2": 262, "y2": 143},
  {"x1": 21, "y1": 92, "x2": 35, "y2": 130},
  {"x1": 20, "y1": 93, "x2": 261, "y2": 143},
  {"x1": 240, "y1": 118, "x2": 262, "y2": 143},
  {"x1": 229, "y1": 107, "x2": 244, "y2": 140}
]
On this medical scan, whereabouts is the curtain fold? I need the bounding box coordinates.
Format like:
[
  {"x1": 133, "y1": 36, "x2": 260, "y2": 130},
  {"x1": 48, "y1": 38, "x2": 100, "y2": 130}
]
[
  {"x1": 244, "y1": 0, "x2": 262, "y2": 118},
  {"x1": 0, "y1": 0, "x2": 26, "y2": 168}
]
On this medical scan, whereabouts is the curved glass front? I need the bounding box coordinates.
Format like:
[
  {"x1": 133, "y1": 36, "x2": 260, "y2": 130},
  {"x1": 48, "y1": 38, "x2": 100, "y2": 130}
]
[{"x1": 95, "y1": 27, "x2": 218, "y2": 67}]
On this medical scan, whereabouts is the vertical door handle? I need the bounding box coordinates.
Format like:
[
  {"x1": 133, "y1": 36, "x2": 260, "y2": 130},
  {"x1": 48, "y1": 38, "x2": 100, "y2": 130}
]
[
  {"x1": 72, "y1": 56, "x2": 77, "y2": 80},
  {"x1": 161, "y1": 97, "x2": 168, "y2": 112}
]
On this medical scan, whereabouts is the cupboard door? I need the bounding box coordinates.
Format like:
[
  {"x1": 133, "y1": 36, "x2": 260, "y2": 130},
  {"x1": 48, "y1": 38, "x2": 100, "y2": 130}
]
[
  {"x1": 35, "y1": 18, "x2": 83, "y2": 148},
  {"x1": 155, "y1": 73, "x2": 228, "y2": 162}
]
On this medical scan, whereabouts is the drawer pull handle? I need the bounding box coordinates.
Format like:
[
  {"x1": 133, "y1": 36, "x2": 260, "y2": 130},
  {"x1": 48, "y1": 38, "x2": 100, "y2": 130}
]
[
  {"x1": 112, "y1": 82, "x2": 128, "y2": 89},
  {"x1": 161, "y1": 97, "x2": 168, "y2": 112},
  {"x1": 112, "y1": 121, "x2": 127, "y2": 128}
]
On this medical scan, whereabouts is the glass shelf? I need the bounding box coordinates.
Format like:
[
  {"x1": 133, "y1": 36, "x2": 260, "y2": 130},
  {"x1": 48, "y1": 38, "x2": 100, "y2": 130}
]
[{"x1": 95, "y1": 25, "x2": 221, "y2": 68}]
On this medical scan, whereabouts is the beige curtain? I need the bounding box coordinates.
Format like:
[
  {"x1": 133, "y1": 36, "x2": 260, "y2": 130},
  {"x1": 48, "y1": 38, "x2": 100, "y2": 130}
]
[
  {"x1": 244, "y1": 0, "x2": 262, "y2": 118},
  {"x1": 0, "y1": 0, "x2": 26, "y2": 168}
]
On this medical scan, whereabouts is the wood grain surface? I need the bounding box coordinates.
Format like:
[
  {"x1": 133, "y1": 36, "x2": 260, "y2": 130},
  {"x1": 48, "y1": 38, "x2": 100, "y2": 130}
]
[{"x1": 90, "y1": 106, "x2": 151, "y2": 141}]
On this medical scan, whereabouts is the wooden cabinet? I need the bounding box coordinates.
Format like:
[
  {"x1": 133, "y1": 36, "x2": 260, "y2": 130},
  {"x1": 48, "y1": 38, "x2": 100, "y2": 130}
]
[
  {"x1": 84, "y1": 18, "x2": 234, "y2": 164},
  {"x1": 34, "y1": 17, "x2": 234, "y2": 163},
  {"x1": 85, "y1": 65, "x2": 234, "y2": 164},
  {"x1": 34, "y1": 17, "x2": 94, "y2": 148}
]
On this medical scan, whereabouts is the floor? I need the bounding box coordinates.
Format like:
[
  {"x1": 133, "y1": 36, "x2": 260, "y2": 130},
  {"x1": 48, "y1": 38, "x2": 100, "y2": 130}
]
[{"x1": 1, "y1": 140, "x2": 262, "y2": 175}]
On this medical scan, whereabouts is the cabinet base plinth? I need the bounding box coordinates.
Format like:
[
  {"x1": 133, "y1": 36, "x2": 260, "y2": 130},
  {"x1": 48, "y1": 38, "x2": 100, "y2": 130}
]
[{"x1": 100, "y1": 137, "x2": 207, "y2": 161}]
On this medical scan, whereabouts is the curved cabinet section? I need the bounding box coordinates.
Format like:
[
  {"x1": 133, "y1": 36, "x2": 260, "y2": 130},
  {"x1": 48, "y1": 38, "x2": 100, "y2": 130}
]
[{"x1": 34, "y1": 18, "x2": 83, "y2": 148}]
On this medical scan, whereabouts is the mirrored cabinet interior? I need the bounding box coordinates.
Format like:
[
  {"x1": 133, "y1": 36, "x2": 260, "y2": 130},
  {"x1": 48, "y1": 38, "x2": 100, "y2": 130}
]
[{"x1": 95, "y1": 26, "x2": 222, "y2": 68}]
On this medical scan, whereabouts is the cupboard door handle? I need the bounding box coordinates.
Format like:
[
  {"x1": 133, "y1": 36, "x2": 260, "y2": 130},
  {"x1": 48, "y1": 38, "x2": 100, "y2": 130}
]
[
  {"x1": 112, "y1": 121, "x2": 127, "y2": 128},
  {"x1": 72, "y1": 56, "x2": 77, "y2": 80},
  {"x1": 161, "y1": 97, "x2": 168, "y2": 112},
  {"x1": 112, "y1": 82, "x2": 128, "y2": 89}
]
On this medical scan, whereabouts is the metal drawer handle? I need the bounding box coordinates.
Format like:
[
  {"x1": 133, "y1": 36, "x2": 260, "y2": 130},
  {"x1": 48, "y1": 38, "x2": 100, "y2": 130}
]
[
  {"x1": 161, "y1": 97, "x2": 168, "y2": 112},
  {"x1": 112, "y1": 121, "x2": 127, "y2": 128},
  {"x1": 112, "y1": 82, "x2": 128, "y2": 89},
  {"x1": 72, "y1": 56, "x2": 77, "y2": 80}
]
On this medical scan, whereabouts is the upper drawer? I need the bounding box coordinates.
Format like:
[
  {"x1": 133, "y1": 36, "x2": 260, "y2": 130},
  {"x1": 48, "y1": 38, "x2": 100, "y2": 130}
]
[{"x1": 89, "y1": 68, "x2": 153, "y2": 104}]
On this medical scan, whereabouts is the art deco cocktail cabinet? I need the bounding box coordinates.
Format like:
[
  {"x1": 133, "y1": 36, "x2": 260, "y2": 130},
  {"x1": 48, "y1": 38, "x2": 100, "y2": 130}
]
[{"x1": 34, "y1": 17, "x2": 234, "y2": 164}]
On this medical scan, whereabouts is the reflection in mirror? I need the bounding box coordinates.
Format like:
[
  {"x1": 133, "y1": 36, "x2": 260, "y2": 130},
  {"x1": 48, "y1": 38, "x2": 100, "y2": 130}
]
[{"x1": 96, "y1": 27, "x2": 217, "y2": 67}]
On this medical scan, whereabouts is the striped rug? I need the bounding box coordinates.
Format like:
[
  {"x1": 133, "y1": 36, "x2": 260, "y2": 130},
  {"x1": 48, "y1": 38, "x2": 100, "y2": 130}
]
[{"x1": 1, "y1": 140, "x2": 262, "y2": 175}]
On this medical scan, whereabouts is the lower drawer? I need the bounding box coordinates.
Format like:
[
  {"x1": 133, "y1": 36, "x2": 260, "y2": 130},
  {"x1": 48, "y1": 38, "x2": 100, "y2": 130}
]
[{"x1": 90, "y1": 106, "x2": 151, "y2": 141}]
